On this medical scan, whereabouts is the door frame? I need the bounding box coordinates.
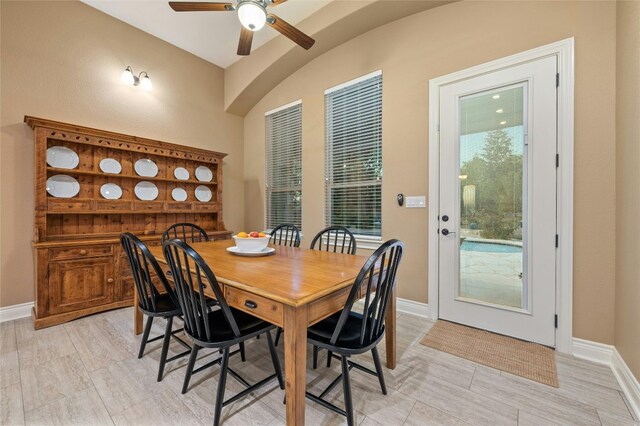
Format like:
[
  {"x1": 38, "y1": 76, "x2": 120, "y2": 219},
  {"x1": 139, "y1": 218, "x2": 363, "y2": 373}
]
[{"x1": 428, "y1": 38, "x2": 575, "y2": 353}]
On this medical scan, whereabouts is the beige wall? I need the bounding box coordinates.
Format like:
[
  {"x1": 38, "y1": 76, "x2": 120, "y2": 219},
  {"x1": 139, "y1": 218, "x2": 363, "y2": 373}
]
[
  {"x1": 615, "y1": 0, "x2": 640, "y2": 379},
  {"x1": 0, "y1": 1, "x2": 244, "y2": 307},
  {"x1": 244, "y1": 1, "x2": 618, "y2": 344}
]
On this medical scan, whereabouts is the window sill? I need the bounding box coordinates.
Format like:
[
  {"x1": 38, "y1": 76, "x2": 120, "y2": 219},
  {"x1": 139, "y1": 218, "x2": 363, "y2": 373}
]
[{"x1": 354, "y1": 235, "x2": 383, "y2": 251}]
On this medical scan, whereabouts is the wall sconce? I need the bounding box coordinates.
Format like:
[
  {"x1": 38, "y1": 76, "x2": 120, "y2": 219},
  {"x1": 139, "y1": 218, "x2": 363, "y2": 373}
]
[{"x1": 121, "y1": 66, "x2": 152, "y2": 91}]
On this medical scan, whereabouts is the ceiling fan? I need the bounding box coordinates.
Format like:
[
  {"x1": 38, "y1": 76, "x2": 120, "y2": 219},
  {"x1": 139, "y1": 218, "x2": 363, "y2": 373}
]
[{"x1": 168, "y1": 1, "x2": 315, "y2": 56}]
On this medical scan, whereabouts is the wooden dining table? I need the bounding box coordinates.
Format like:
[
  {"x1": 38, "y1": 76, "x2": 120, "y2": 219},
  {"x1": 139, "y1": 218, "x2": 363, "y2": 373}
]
[{"x1": 141, "y1": 239, "x2": 396, "y2": 426}]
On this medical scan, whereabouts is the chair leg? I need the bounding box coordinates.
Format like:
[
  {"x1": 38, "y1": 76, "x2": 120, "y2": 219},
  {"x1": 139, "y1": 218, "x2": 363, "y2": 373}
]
[
  {"x1": 239, "y1": 342, "x2": 246, "y2": 362},
  {"x1": 157, "y1": 316, "x2": 174, "y2": 382},
  {"x1": 341, "y1": 355, "x2": 355, "y2": 426},
  {"x1": 213, "y1": 348, "x2": 230, "y2": 426},
  {"x1": 327, "y1": 350, "x2": 333, "y2": 368},
  {"x1": 371, "y1": 347, "x2": 387, "y2": 395},
  {"x1": 312, "y1": 346, "x2": 319, "y2": 370},
  {"x1": 274, "y1": 328, "x2": 283, "y2": 346},
  {"x1": 138, "y1": 315, "x2": 154, "y2": 359},
  {"x1": 182, "y1": 344, "x2": 200, "y2": 394},
  {"x1": 266, "y1": 331, "x2": 285, "y2": 390}
]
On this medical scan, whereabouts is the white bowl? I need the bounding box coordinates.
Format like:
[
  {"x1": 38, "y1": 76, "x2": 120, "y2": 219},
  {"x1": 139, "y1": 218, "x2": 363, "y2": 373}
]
[{"x1": 232, "y1": 235, "x2": 270, "y2": 252}]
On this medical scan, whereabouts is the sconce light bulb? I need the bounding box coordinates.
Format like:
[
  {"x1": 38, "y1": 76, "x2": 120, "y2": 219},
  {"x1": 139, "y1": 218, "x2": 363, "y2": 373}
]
[
  {"x1": 140, "y1": 74, "x2": 152, "y2": 91},
  {"x1": 121, "y1": 67, "x2": 135, "y2": 86}
]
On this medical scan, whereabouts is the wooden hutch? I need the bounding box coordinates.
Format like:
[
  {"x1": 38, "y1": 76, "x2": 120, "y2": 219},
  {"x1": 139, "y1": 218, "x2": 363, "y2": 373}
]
[{"x1": 26, "y1": 116, "x2": 231, "y2": 329}]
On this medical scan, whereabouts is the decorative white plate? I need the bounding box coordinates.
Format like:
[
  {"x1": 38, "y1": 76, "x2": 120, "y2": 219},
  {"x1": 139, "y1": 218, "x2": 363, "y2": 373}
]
[
  {"x1": 171, "y1": 188, "x2": 188, "y2": 202},
  {"x1": 195, "y1": 185, "x2": 212, "y2": 202},
  {"x1": 46, "y1": 175, "x2": 80, "y2": 198},
  {"x1": 174, "y1": 167, "x2": 190, "y2": 180},
  {"x1": 226, "y1": 246, "x2": 275, "y2": 257},
  {"x1": 46, "y1": 146, "x2": 79, "y2": 169},
  {"x1": 195, "y1": 166, "x2": 213, "y2": 182},
  {"x1": 99, "y1": 158, "x2": 122, "y2": 174},
  {"x1": 134, "y1": 159, "x2": 158, "y2": 177},
  {"x1": 100, "y1": 183, "x2": 122, "y2": 200},
  {"x1": 134, "y1": 181, "x2": 159, "y2": 201}
]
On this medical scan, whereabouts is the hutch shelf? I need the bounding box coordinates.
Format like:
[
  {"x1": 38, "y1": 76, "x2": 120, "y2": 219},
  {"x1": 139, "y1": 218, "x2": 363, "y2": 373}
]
[{"x1": 26, "y1": 116, "x2": 231, "y2": 329}]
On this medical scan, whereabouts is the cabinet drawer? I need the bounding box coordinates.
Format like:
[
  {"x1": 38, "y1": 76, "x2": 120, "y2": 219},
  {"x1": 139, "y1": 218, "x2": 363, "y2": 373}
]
[
  {"x1": 225, "y1": 287, "x2": 283, "y2": 326},
  {"x1": 47, "y1": 199, "x2": 92, "y2": 212},
  {"x1": 50, "y1": 244, "x2": 114, "y2": 261},
  {"x1": 135, "y1": 201, "x2": 165, "y2": 212},
  {"x1": 167, "y1": 202, "x2": 193, "y2": 212},
  {"x1": 95, "y1": 200, "x2": 132, "y2": 211}
]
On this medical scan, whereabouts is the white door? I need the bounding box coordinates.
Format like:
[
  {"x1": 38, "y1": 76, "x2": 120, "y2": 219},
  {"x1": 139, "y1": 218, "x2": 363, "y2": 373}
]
[{"x1": 438, "y1": 56, "x2": 557, "y2": 346}]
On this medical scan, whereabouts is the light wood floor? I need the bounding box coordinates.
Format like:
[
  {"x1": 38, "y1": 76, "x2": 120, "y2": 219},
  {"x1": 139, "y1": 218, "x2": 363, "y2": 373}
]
[{"x1": 1, "y1": 308, "x2": 638, "y2": 426}]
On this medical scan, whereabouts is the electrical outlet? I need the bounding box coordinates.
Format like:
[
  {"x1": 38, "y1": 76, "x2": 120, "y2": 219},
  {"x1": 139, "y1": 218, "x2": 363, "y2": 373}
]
[{"x1": 406, "y1": 196, "x2": 426, "y2": 208}]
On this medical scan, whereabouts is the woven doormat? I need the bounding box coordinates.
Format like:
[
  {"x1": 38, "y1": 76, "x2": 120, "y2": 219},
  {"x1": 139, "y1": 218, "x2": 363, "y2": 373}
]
[{"x1": 420, "y1": 320, "x2": 558, "y2": 387}]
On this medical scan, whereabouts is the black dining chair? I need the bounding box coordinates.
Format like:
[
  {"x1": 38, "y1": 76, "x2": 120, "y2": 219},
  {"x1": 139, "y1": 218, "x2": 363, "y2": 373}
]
[
  {"x1": 309, "y1": 226, "x2": 358, "y2": 368},
  {"x1": 269, "y1": 223, "x2": 301, "y2": 247},
  {"x1": 163, "y1": 239, "x2": 285, "y2": 425},
  {"x1": 161, "y1": 222, "x2": 210, "y2": 245},
  {"x1": 310, "y1": 226, "x2": 357, "y2": 255},
  {"x1": 161, "y1": 222, "x2": 243, "y2": 358},
  {"x1": 305, "y1": 239, "x2": 404, "y2": 426},
  {"x1": 120, "y1": 232, "x2": 191, "y2": 382}
]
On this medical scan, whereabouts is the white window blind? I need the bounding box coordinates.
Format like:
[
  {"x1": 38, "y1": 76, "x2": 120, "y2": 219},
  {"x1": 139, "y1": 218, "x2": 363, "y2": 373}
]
[
  {"x1": 265, "y1": 101, "x2": 302, "y2": 230},
  {"x1": 325, "y1": 71, "x2": 382, "y2": 237}
]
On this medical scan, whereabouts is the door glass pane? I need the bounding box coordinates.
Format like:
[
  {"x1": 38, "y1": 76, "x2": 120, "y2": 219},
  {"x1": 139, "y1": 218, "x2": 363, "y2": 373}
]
[{"x1": 458, "y1": 85, "x2": 527, "y2": 309}]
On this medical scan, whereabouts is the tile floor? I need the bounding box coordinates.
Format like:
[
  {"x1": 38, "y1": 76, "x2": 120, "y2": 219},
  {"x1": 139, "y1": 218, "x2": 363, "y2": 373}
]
[{"x1": 1, "y1": 308, "x2": 638, "y2": 426}]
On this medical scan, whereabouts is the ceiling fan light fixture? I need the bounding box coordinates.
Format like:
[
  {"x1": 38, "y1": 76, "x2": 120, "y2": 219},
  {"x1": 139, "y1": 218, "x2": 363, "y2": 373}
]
[{"x1": 238, "y1": 1, "x2": 266, "y2": 31}]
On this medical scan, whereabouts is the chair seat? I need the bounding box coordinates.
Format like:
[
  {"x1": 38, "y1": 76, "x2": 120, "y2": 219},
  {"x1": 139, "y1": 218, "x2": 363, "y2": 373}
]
[
  {"x1": 190, "y1": 307, "x2": 274, "y2": 346},
  {"x1": 139, "y1": 293, "x2": 182, "y2": 317},
  {"x1": 308, "y1": 312, "x2": 384, "y2": 353}
]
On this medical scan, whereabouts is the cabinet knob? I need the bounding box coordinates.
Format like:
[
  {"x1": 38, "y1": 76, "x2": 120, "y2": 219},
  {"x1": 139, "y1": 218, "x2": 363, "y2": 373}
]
[
  {"x1": 107, "y1": 278, "x2": 114, "y2": 284},
  {"x1": 80, "y1": 249, "x2": 88, "y2": 255}
]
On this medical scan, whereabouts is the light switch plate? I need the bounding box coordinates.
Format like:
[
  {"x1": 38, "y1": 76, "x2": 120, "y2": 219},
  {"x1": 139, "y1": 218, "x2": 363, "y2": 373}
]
[{"x1": 406, "y1": 196, "x2": 426, "y2": 208}]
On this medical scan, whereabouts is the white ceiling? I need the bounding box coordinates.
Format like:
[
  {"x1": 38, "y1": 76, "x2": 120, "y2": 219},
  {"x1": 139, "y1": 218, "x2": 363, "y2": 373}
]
[{"x1": 82, "y1": 0, "x2": 331, "y2": 68}]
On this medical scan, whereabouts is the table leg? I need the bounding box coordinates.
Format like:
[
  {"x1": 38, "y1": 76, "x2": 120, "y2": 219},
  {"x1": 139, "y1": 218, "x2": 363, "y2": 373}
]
[
  {"x1": 283, "y1": 305, "x2": 307, "y2": 426},
  {"x1": 385, "y1": 288, "x2": 396, "y2": 369},
  {"x1": 133, "y1": 287, "x2": 143, "y2": 335}
]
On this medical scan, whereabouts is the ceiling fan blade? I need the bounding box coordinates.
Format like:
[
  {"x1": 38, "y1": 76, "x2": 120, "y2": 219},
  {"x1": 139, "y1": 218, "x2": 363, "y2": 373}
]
[
  {"x1": 267, "y1": 0, "x2": 288, "y2": 7},
  {"x1": 237, "y1": 27, "x2": 254, "y2": 56},
  {"x1": 169, "y1": 2, "x2": 234, "y2": 12},
  {"x1": 266, "y1": 14, "x2": 315, "y2": 50}
]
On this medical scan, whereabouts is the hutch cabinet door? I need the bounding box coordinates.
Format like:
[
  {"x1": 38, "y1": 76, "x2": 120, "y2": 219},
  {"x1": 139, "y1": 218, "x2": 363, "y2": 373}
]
[{"x1": 48, "y1": 257, "x2": 115, "y2": 315}]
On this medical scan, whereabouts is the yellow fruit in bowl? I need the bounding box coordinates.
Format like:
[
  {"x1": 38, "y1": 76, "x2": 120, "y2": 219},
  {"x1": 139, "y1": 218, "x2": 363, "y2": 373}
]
[
  {"x1": 258, "y1": 232, "x2": 266, "y2": 237},
  {"x1": 237, "y1": 232, "x2": 248, "y2": 238}
]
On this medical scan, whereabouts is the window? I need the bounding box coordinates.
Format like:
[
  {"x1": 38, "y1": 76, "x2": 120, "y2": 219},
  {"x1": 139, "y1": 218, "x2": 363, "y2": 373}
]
[
  {"x1": 265, "y1": 101, "x2": 302, "y2": 230},
  {"x1": 325, "y1": 71, "x2": 382, "y2": 237}
]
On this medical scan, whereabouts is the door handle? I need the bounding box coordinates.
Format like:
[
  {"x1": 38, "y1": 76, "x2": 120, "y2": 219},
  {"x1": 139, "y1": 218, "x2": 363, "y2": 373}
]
[{"x1": 441, "y1": 229, "x2": 456, "y2": 236}]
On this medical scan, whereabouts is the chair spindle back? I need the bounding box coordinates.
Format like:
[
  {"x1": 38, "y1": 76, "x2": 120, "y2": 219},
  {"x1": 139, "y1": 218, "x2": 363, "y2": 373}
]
[
  {"x1": 120, "y1": 233, "x2": 176, "y2": 313},
  {"x1": 269, "y1": 224, "x2": 301, "y2": 247},
  {"x1": 163, "y1": 239, "x2": 241, "y2": 341},
  {"x1": 310, "y1": 226, "x2": 357, "y2": 254},
  {"x1": 330, "y1": 239, "x2": 404, "y2": 346},
  {"x1": 161, "y1": 223, "x2": 210, "y2": 245}
]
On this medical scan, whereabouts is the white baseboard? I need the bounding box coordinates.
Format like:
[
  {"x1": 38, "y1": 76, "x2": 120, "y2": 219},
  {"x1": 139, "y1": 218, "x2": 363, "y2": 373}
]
[
  {"x1": 572, "y1": 337, "x2": 614, "y2": 365},
  {"x1": 0, "y1": 301, "x2": 34, "y2": 323},
  {"x1": 572, "y1": 338, "x2": 640, "y2": 419},
  {"x1": 396, "y1": 298, "x2": 429, "y2": 318},
  {"x1": 612, "y1": 347, "x2": 640, "y2": 419}
]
